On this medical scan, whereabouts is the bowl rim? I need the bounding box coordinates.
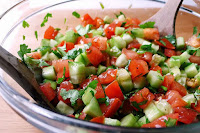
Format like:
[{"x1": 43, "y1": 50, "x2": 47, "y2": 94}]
[{"x1": 0, "y1": 0, "x2": 200, "y2": 132}]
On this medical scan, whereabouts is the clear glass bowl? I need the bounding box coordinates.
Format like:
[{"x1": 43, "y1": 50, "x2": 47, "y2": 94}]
[{"x1": 0, "y1": 0, "x2": 200, "y2": 132}]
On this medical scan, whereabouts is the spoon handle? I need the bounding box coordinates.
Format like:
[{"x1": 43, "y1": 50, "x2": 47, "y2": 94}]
[
  {"x1": 0, "y1": 46, "x2": 56, "y2": 111},
  {"x1": 143, "y1": 0, "x2": 184, "y2": 36}
]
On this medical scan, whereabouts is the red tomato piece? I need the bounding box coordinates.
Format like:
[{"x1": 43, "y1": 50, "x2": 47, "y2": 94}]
[
  {"x1": 58, "y1": 81, "x2": 74, "y2": 104},
  {"x1": 102, "y1": 98, "x2": 122, "y2": 118},
  {"x1": 44, "y1": 26, "x2": 59, "y2": 39},
  {"x1": 165, "y1": 90, "x2": 187, "y2": 108},
  {"x1": 110, "y1": 56, "x2": 117, "y2": 66},
  {"x1": 174, "y1": 107, "x2": 198, "y2": 124},
  {"x1": 124, "y1": 18, "x2": 141, "y2": 29},
  {"x1": 142, "y1": 113, "x2": 179, "y2": 128},
  {"x1": 27, "y1": 52, "x2": 41, "y2": 59},
  {"x1": 104, "y1": 21, "x2": 122, "y2": 39},
  {"x1": 120, "y1": 99, "x2": 134, "y2": 115},
  {"x1": 164, "y1": 49, "x2": 176, "y2": 57},
  {"x1": 141, "y1": 52, "x2": 153, "y2": 63},
  {"x1": 130, "y1": 88, "x2": 155, "y2": 110},
  {"x1": 80, "y1": 75, "x2": 98, "y2": 89},
  {"x1": 68, "y1": 114, "x2": 75, "y2": 118},
  {"x1": 143, "y1": 28, "x2": 160, "y2": 40},
  {"x1": 154, "y1": 38, "x2": 175, "y2": 49},
  {"x1": 150, "y1": 66, "x2": 163, "y2": 75},
  {"x1": 79, "y1": 112, "x2": 87, "y2": 120},
  {"x1": 191, "y1": 100, "x2": 200, "y2": 113},
  {"x1": 81, "y1": 13, "x2": 94, "y2": 27},
  {"x1": 94, "y1": 17, "x2": 104, "y2": 28},
  {"x1": 105, "y1": 80, "x2": 124, "y2": 101},
  {"x1": 86, "y1": 46, "x2": 103, "y2": 66},
  {"x1": 92, "y1": 37, "x2": 107, "y2": 50},
  {"x1": 170, "y1": 81, "x2": 187, "y2": 96},
  {"x1": 128, "y1": 59, "x2": 149, "y2": 80},
  {"x1": 52, "y1": 59, "x2": 72, "y2": 79},
  {"x1": 122, "y1": 48, "x2": 139, "y2": 60},
  {"x1": 189, "y1": 55, "x2": 200, "y2": 65},
  {"x1": 40, "y1": 83, "x2": 56, "y2": 101},
  {"x1": 127, "y1": 39, "x2": 141, "y2": 49},
  {"x1": 57, "y1": 41, "x2": 75, "y2": 52},
  {"x1": 162, "y1": 75, "x2": 174, "y2": 90},
  {"x1": 90, "y1": 116, "x2": 105, "y2": 124},
  {"x1": 102, "y1": 53, "x2": 111, "y2": 67},
  {"x1": 98, "y1": 69, "x2": 117, "y2": 84}
]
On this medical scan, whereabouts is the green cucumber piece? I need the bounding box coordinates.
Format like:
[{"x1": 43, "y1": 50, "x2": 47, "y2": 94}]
[
  {"x1": 43, "y1": 79, "x2": 57, "y2": 90},
  {"x1": 82, "y1": 87, "x2": 97, "y2": 105},
  {"x1": 137, "y1": 116, "x2": 148, "y2": 127},
  {"x1": 58, "y1": 30, "x2": 78, "y2": 44},
  {"x1": 55, "y1": 33, "x2": 64, "y2": 41},
  {"x1": 180, "y1": 51, "x2": 191, "y2": 64},
  {"x1": 118, "y1": 14, "x2": 126, "y2": 21},
  {"x1": 185, "y1": 63, "x2": 198, "y2": 78},
  {"x1": 83, "y1": 97, "x2": 102, "y2": 117},
  {"x1": 97, "y1": 65, "x2": 107, "y2": 75},
  {"x1": 169, "y1": 56, "x2": 181, "y2": 68},
  {"x1": 132, "y1": 76, "x2": 146, "y2": 89},
  {"x1": 115, "y1": 27, "x2": 125, "y2": 36},
  {"x1": 104, "y1": 118, "x2": 121, "y2": 126},
  {"x1": 50, "y1": 39, "x2": 58, "y2": 47},
  {"x1": 117, "y1": 69, "x2": 133, "y2": 92},
  {"x1": 110, "y1": 36, "x2": 126, "y2": 49},
  {"x1": 182, "y1": 94, "x2": 196, "y2": 106},
  {"x1": 115, "y1": 54, "x2": 128, "y2": 67},
  {"x1": 42, "y1": 66, "x2": 56, "y2": 80},
  {"x1": 86, "y1": 66, "x2": 97, "y2": 77},
  {"x1": 155, "y1": 99, "x2": 173, "y2": 115},
  {"x1": 160, "y1": 63, "x2": 169, "y2": 75},
  {"x1": 90, "y1": 29, "x2": 103, "y2": 37},
  {"x1": 108, "y1": 46, "x2": 122, "y2": 57},
  {"x1": 176, "y1": 76, "x2": 187, "y2": 86},
  {"x1": 121, "y1": 113, "x2": 138, "y2": 127},
  {"x1": 147, "y1": 70, "x2": 164, "y2": 88},
  {"x1": 41, "y1": 39, "x2": 50, "y2": 47},
  {"x1": 151, "y1": 43, "x2": 159, "y2": 53},
  {"x1": 122, "y1": 33, "x2": 134, "y2": 44},
  {"x1": 150, "y1": 54, "x2": 165, "y2": 66},
  {"x1": 170, "y1": 66, "x2": 181, "y2": 79},
  {"x1": 56, "y1": 101, "x2": 74, "y2": 115},
  {"x1": 48, "y1": 52, "x2": 59, "y2": 61},
  {"x1": 41, "y1": 52, "x2": 50, "y2": 61},
  {"x1": 144, "y1": 101, "x2": 164, "y2": 122},
  {"x1": 131, "y1": 28, "x2": 144, "y2": 38},
  {"x1": 176, "y1": 37, "x2": 185, "y2": 50},
  {"x1": 74, "y1": 52, "x2": 90, "y2": 66},
  {"x1": 103, "y1": 15, "x2": 113, "y2": 24},
  {"x1": 40, "y1": 46, "x2": 51, "y2": 56},
  {"x1": 68, "y1": 62, "x2": 86, "y2": 84}
]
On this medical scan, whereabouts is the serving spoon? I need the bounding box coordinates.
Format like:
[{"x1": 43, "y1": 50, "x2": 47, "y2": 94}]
[
  {"x1": 142, "y1": 0, "x2": 184, "y2": 36},
  {"x1": 0, "y1": 0, "x2": 183, "y2": 112}
]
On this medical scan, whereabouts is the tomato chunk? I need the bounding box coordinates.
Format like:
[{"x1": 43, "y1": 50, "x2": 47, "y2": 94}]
[
  {"x1": 130, "y1": 88, "x2": 155, "y2": 110},
  {"x1": 52, "y1": 59, "x2": 72, "y2": 79},
  {"x1": 81, "y1": 13, "x2": 94, "y2": 27},
  {"x1": 94, "y1": 17, "x2": 104, "y2": 28},
  {"x1": 27, "y1": 52, "x2": 41, "y2": 59},
  {"x1": 86, "y1": 46, "x2": 103, "y2": 66},
  {"x1": 170, "y1": 81, "x2": 187, "y2": 96},
  {"x1": 127, "y1": 39, "x2": 141, "y2": 49},
  {"x1": 162, "y1": 75, "x2": 174, "y2": 90},
  {"x1": 104, "y1": 21, "x2": 122, "y2": 39},
  {"x1": 150, "y1": 66, "x2": 163, "y2": 75},
  {"x1": 128, "y1": 59, "x2": 149, "y2": 80},
  {"x1": 164, "y1": 49, "x2": 176, "y2": 57},
  {"x1": 105, "y1": 80, "x2": 124, "y2": 101},
  {"x1": 189, "y1": 55, "x2": 200, "y2": 65},
  {"x1": 165, "y1": 90, "x2": 187, "y2": 108},
  {"x1": 98, "y1": 69, "x2": 117, "y2": 84},
  {"x1": 122, "y1": 48, "x2": 139, "y2": 60},
  {"x1": 191, "y1": 100, "x2": 200, "y2": 113},
  {"x1": 44, "y1": 26, "x2": 59, "y2": 39},
  {"x1": 57, "y1": 41, "x2": 74, "y2": 52},
  {"x1": 143, "y1": 28, "x2": 160, "y2": 40},
  {"x1": 142, "y1": 113, "x2": 179, "y2": 128},
  {"x1": 90, "y1": 116, "x2": 105, "y2": 124},
  {"x1": 40, "y1": 83, "x2": 56, "y2": 101},
  {"x1": 124, "y1": 18, "x2": 140, "y2": 29},
  {"x1": 58, "y1": 81, "x2": 74, "y2": 104},
  {"x1": 174, "y1": 107, "x2": 198, "y2": 124},
  {"x1": 154, "y1": 38, "x2": 175, "y2": 49},
  {"x1": 141, "y1": 52, "x2": 153, "y2": 63},
  {"x1": 101, "y1": 98, "x2": 122, "y2": 118},
  {"x1": 92, "y1": 37, "x2": 107, "y2": 51}
]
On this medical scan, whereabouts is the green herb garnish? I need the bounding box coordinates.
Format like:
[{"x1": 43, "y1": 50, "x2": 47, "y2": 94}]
[
  {"x1": 41, "y1": 13, "x2": 52, "y2": 27},
  {"x1": 60, "y1": 89, "x2": 79, "y2": 106},
  {"x1": 35, "y1": 31, "x2": 38, "y2": 40},
  {"x1": 193, "y1": 26, "x2": 198, "y2": 35},
  {"x1": 22, "y1": 20, "x2": 30, "y2": 28},
  {"x1": 139, "y1": 21, "x2": 155, "y2": 29},
  {"x1": 72, "y1": 11, "x2": 80, "y2": 18},
  {"x1": 23, "y1": 35, "x2": 26, "y2": 40},
  {"x1": 99, "y1": 2, "x2": 104, "y2": 9},
  {"x1": 17, "y1": 44, "x2": 31, "y2": 61}
]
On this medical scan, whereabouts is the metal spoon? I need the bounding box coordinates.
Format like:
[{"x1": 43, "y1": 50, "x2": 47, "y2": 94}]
[
  {"x1": 0, "y1": 46, "x2": 56, "y2": 111},
  {"x1": 142, "y1": 0, "x2": 184, "y2": 36}
]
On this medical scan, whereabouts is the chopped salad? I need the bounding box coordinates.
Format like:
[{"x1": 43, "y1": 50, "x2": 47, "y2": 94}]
[{"x1": 18, "y1": 11, "x2": 200, "y2": 128}]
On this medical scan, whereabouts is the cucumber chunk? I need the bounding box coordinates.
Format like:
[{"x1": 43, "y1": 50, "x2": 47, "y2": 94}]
[
  {"x1": 83, "y1": 97, "x2": 102, "y2": 117},
  {"x1": 132, "y1": 76, "x2": 146, "y2": 89},
  {"x1": 121, "y1": 113, "x2": 138, "y2": 127},
  {"x1": 155, "y1": 99, "x2": 173, "y2": 115},
  {"x1": 182, "y1": 94, "x2": 196, "y2": 106},
  {"x1": 97, "y1": 65, "x2": 107, "y2": 75},
  {"x1": 117, "y1": 69, "x2": 133, "y2": 92},
  {"x1": 137, "y1": 116, "x2": 149, "y2": 127},
  {"x1": 82, "y1": 87, "x2": 97, "y2": 105},
  {"x1": 131, "y1": 29, "x2": 144, "y2": 38},
  {"x1": 107, "y1": 46, "x2": 122, "y2": 57},
  {"x1": 48, "y1": 52, "x2": 59, "y2": 61},
  {"x1": 115, "y1": 27, "x2": 125, "y2": 36},
  {"x1": 170, "y1": 66, "x2": 181, "y2": 79},
  {"x1": 118, "y1": 14, "x2": 126, "y2": 21},
  {"x1": 74, "y1": 52, "x2": 90, "y2": 66},
  {"x1": 58, "y1": 30, "x2": 78, "y2": 44},
  {"x1": 185, "y1": 63, "x2": 198, "y2": 78},
  {"x1": 180, "y1": 51, "x2": 191, "y2": 64},
  {"x1": 176, "y1": 37, "x2": 185, "y2": 50},
  {"x1": 115, "y1": 54, "x2": 129, "y2": 67},
  {"x1": 103, "y1": 15, "x2": 113, "y2": 24},
  {"x1": 110, "y1": 36, "x2": 126, "y2": 49},
  {"x1": 50, "y1": 39, "x2": 58, "y2": 47},
  {"x1": 160, "y1": 63, "x2": 169, "y2": 75},
  {"x1": 169, "y1": 56, "x2": 181, "y2": 68},
  {"x1": 122, "y1": 33, "x2": 134, "y2": 44},
  {"x1": 56, "y1": 101, "x2": 74, "y2": 115},
  {"x1": 144, "y1": 101, "x2": 164, "y2": 122},
  {"x1": 68, "y1": 62, "x2": 86, "y2": 84},
  {"x1": 150, "y1": 54, "x2": 165, "y2": 66},
  {"x1": 41, "y1": 39, "x2": 50, "y2": 47},
  {"x1": 104, "y1": 118, "x2": 121, "y2": 126},
  {"x1": 43, "y1": 79, "x2": 57, "y2": 90},
  {"x1": 147, "y1": 70, "x2": 163, "y2": 88},
  {"x1": 42, "y1": 66, "x2": 56, "y2": 80},
  {"x1": 85, "y1": 66, "x2": 97, "y2": 77}
]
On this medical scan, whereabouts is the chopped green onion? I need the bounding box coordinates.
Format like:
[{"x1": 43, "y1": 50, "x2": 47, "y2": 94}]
[
  {"x1": 99, "y1": 2, "x2": 104, "y2": 9},
  {"x1": 35, "y1": 31, "x2": 38, "y2": 40},
  {"x1": 23, "y1": 35, "x2": 25, "y2": 40},
  {"x1": 72, "y1": 11, "x2": 80, "y2": 18},
  {"x1": 22, "y1": 20, "x2": 30, "y2": 28},
  {"x1": 41, "y1": 13, "x2": 52, "y2": 27}
]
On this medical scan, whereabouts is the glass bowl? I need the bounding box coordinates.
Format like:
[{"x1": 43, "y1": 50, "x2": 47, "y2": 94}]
[{"x1": 0, "y1": 0, "x2": 200, "y2": 132}]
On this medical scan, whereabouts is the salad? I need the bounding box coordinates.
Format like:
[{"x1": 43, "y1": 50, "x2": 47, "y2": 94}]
[{"x1": 18, "y1": 11, "x2": 200, "y2": 128}]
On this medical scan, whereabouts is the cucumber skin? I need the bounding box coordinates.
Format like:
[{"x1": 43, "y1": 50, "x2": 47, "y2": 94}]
[
  {"x1": 147, "y1": 70, "x2": 163, "y2": 88},
  {"x1": 121, "y1": 113, "x2": 138, "y2": 127},
  {"x1": 42, "y1": 66, "x2": 56, "y2": 80}
]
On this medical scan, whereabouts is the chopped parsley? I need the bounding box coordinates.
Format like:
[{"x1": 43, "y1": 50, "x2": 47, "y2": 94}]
[
  {"x1": 35, "y1": 31, "x2": 38, "y2": 40},
  {"x1": 23, "y1": 35, "x2": 25, "y2": 40},
  {"x1": 72, "y1": 11, "x2": 80, "y2": 18},
  {"x1": 161, "y1": 86, "x2": 168, "y2": 91},
  {"x1": 17, "y1": 44, "x2": 31, "y2": 61},
  {"x1": 87, "y1": 80, "x2": 98, "y2": 89},
  {"x1": 193, "y1": 26, "x2": 198, "y2": 35},
  {"x1": 164, "y1": 35, "x2": 176, "y2": 46},
  {"x1": 131, "y1": 100, "x2": 147, "y2": 111},
  {"x1": 55, "y1": 28, "x2": 61, "y2": 31},
  {"x1": 139, "y1": 21, "x2": 155, "y2": 29},
  {"x1": 157, "y1": 74, "x2": 164, "y2": 81},
  {"x1": 115, "y1": 11, "x2": 125, "y2": 18},
  {"x1": 99, "y1": 2, "x2": 104, "y2": 9},
  {"x1": 160, "y1": 40, "x2": 166, "y2": 46},
  {"x1": 57, "y1": 67, "x2": 66, "y2": 84},
  {"x1": 197, "y1": 33, "x2": 200, "y2": 39},
  {"x1": 64, "y1": 18, "x2": 67, "y2": 24},
  {"x1": 41, "y1": 13, "x2": 52, "y2": 27},
  {"x1": 97, "y1": 96, "x2": 110, "y2": 106},
  {"x1": 22, "y1": 20, "x2": 30, "y2": 28},
  {"x1": 60, "y1": 89, "x2": 79, "y2": 106}
]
